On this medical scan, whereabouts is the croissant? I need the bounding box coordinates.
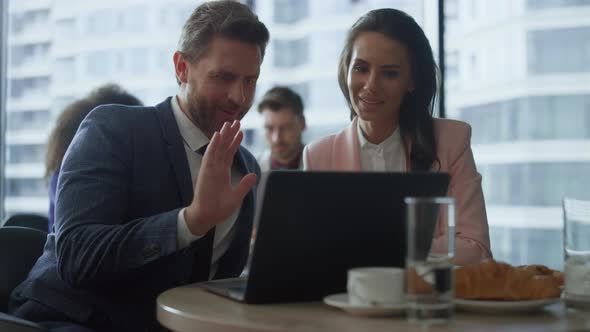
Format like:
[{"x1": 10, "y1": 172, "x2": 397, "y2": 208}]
[
  {"x1": 455, "y1": 260, "x2": 562, "y2": 301},
  {"x1": 516, "y1": 264, "x2": 564, "y2": 286}
]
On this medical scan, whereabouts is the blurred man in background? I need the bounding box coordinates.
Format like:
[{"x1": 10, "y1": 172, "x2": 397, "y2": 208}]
[{"x1": 257, "y1": 86, "x2": 306, "y2": 171}]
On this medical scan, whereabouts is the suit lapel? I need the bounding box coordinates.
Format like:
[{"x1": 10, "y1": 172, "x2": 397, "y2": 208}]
[
  {"x1": 154, "y1": 97, "x2": 193, "y2": 206},
  {"x1": 155, "y1": 97, "x2": 214, "y2": 281}
]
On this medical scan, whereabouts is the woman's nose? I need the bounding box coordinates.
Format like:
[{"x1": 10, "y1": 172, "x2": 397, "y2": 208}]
[{"x1": 363, "y1": 72, "x2": 379, "y2": 92}]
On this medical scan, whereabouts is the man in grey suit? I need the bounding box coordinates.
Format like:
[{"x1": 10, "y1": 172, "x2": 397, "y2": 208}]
[{"x1": 9, "y1": 1, "x2": 269, "y2": 331}]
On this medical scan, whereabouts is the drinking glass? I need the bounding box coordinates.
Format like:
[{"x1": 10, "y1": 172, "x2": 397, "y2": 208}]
[
  {"x1": 405, "y1": 197, "x2": 455, "y2": 324},
  {"x1": 563, "y1": 197, "x2": 590, "y2": 310}
]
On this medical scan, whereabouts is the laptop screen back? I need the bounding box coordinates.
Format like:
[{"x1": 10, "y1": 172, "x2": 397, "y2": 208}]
[{"x1": 242, "y1": 171, "x2": 450, "y2": 304}]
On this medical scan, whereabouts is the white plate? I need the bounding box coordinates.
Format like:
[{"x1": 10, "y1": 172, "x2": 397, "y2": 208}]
[
  {"x1": 323, "y1": 293, "x2": 406, "y2": 317},
  {"x1": 454, "y1": 298, "x2": 561, "y2": 314}
]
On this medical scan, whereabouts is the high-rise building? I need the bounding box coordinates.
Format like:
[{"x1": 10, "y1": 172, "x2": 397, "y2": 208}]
[
  {"x1": 4, "y1": 0, "x2": 199, "y2": 216},
  {"x1": 4, "y1": 0, "x2": 435, "y2": 216},
  {"x1": 3, "y1": 0, "x2": 589, "y2": 270},
  {"x1": 5, "y1": 0, "x2": 53, "y2": 215},
  {"x1": 445, "y1": 0, "x2": 590, "y2": 269}
]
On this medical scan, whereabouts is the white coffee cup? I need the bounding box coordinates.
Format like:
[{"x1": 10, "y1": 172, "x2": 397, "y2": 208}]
[{"x1": 347, "y1": 267, "x2": 404, "y2": 307}]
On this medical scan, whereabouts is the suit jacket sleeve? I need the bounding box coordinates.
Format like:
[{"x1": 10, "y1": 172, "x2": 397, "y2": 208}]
[
  {"x1": 54, "y1": 107, "x2": 179, "y2": 289},
  {"x1": 431, "y1": 124, "x2": 492, "y2": 265}
]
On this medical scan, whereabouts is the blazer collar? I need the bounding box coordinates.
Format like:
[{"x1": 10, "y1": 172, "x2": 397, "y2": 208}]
[
  {"x1": 154, "y1": 97, "x2": 252, "y2": 204},
  {"x1": 155, "y1": 97, "x2": 193, "y2": 206},
  {"x1": 170, "y1": 95, "x2": 209, "y2": 153}
]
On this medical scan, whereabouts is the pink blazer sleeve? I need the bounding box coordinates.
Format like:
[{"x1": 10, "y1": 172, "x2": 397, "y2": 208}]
[{"x1": 430, "y1": 121, "x2": 492, "y2": 265}]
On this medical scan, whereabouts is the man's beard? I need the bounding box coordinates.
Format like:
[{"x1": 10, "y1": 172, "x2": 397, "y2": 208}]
[
  {"x1": 186, "y1": 92, "x2": 246, "y2": 138},
  {"x1": 272, "y1": 142, "x2": 301, "y2": 161}
]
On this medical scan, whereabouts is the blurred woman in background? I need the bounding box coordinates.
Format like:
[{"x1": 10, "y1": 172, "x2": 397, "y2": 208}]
[{"x1": 45, "y1": 84, "x2": 142, "y2": 231}]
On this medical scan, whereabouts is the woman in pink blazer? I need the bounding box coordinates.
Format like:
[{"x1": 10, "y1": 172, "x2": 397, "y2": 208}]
[{"x1": 303, "y1": 8, "x2": 492, "y2": 265}]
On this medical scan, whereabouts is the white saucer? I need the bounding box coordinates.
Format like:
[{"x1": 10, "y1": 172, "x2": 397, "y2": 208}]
[
  {"x1": 454, "y1": 298, "x2": 561, "y2": 314},
  {"x1": 323, "y1": 293, "x2": 406, "y2": 317}
]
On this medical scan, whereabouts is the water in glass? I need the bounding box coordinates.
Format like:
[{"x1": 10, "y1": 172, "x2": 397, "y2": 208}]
[{"x1": 406, "y1": 255, "x2": 454, "y2": 324}]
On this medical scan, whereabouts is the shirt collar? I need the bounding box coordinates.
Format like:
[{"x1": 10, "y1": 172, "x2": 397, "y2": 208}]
[
  {"x1": 271, "y1": 148, "x2": 303, "y2": 170},
  {"x1": 171, "y1": 95, "x2": 209, "y2": 152},
  {"x1": 357, "y1": 120, "x2": 402, "y2": 151}
]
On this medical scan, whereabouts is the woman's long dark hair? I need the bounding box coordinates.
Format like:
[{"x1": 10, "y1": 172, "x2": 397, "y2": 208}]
[{"x1": 337, "y1": 8, "x2": 439, "y2": 171}]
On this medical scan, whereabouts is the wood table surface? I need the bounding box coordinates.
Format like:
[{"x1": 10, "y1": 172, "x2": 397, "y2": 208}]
[{"x1": 157, "y1": 284, "x2": 590, "y2": 332}]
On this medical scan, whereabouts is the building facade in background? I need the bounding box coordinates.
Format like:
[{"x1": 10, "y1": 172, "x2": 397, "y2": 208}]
[
  {"x1": 3, "y1": 0, "x2": 590, "y2": 269},
  {"x1": 4, "y1": 0, "x2": 432, "y2": 215},
  {"x1": 5, "y1": 0, "x2": 197, "y2": 215},
  {"x1": 445, "y1": 0, "x2": 590, "y2": 268}
]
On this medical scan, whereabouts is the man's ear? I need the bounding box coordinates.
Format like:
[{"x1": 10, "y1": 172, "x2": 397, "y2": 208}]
[{"x1": 173, "y1": 51, "x2": 189, "y2": 84}]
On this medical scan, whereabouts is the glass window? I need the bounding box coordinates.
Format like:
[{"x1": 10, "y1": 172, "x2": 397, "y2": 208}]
[
  {"x1": 128, "y1": 48, "x2": 150, "y2": 75},
  {"x1": 123, "y1": 6, "x2": 147, "y2": 33},
  {"x1": 274, "y1": 0, "x2": 308, "y2": 24},
  {"x1": 10, "y1": 77, "x2": 50, "y2": 99},
  {"x1": 309, "y1": 31, "x2": 344, "y2": 67},
  {"x1": 273, "y1": 37, "x2": 308, "y2": 68},
  {"x1": 309, "y1": 79, "x2": 347, "y2": 111},
  {"x1": 288, "y1": 82, "x2": 310, "y2": 107},
  {"x1": 55, "y1": 18, "x2": 76, "y2": 41},
  {"x1": 10, "y1": 9, "x2": 50, "y2": 35},
  {"x1": 86, "y1": 50, "x2": 112, "y2": 77},
  {"x1": 482, "y1": 162, "x2": 590, "y2": 205},
  {"x1": 5, "y1": 178, "x2": 46, "y2": 197},
  {"x1": 445, "y1": 0, "x2": 459, "y2": 21},
  {"x1": 526, "y1": 0, "x2": 590, "y2": 10},
  {"x1": 460, "y1": 95, "x2": 590, "y2": 143},
  {"x1": 6, "y1": 145, "x2": 45, "y2": 164},
  {"x1": 86, "y1": 10, "x2": 117, "y2": 35},
  {"x1": 528, "y1": 27, "x2": 590, "y2": 74},
  {"x1": 446, "y1": 50, "x2": 459, "y2": 80},
  {"x1": 10, "y1": 43, "x2": 50, "y2": 67},
  {"x1": 446, "y1": 2, "x2": 590, "y2": 269},
  {"x1": 7, "y1": 111, "x2": 50, "y2": 131},
  {"x1": 491, "y1": 227, "x2": 562, "y2": 269},
  {"x1": 54, "y1": 57, "x2": 76, "y2": 82}
]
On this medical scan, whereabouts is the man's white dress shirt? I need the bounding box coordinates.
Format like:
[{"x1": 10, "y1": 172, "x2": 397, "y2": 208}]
[{"x1": 172, "y1": 96, "x2": 242, "y2": 279}]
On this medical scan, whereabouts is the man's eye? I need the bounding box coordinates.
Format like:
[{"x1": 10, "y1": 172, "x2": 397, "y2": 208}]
[{"x1": 214, "y1": 73, "x2": 234, "y2": 81}]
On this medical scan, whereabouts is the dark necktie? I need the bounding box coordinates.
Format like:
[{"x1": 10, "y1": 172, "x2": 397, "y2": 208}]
[
  {"x1": 196, "y1": 144, "x2": 208, "y2": 156},
  {"x1": 189, "y1": 143, "x2": 215, "y2": 281}
]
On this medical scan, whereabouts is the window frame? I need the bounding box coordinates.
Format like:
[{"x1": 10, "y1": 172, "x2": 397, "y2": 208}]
[{"x1": 0, "y1": 0, "x2": 8, "y2": 222}]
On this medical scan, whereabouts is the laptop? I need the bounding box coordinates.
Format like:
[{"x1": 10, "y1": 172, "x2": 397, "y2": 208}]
[{"x1": 201, "y1": 171, "x2": 450, "y2": 304}]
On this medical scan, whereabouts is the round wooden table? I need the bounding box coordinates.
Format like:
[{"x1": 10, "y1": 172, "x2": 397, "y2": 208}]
[{"x1": 157, "y1": 284, "x2": 590, "y2": 332}]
